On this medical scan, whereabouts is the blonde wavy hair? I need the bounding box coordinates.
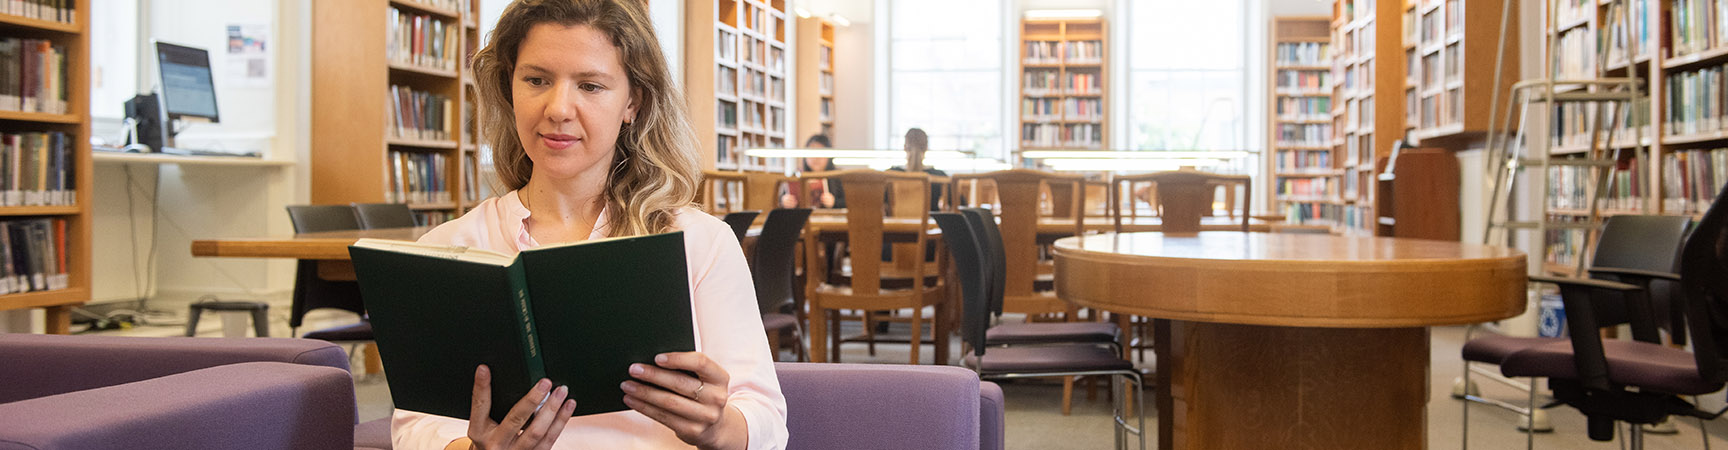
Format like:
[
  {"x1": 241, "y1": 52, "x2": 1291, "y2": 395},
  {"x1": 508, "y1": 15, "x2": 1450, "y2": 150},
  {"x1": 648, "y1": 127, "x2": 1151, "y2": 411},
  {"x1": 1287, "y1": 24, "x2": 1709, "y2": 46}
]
[{"x1": 473, "y1": 0, "x2": 699, "y2": 236}]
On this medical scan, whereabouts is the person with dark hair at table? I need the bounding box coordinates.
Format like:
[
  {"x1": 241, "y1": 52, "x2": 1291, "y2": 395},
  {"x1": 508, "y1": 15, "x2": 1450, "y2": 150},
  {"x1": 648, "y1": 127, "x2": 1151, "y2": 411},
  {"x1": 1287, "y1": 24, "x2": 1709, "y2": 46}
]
[
  {"x1": 888, "y1": 128, "x2": 946, "y2": 210},
  {"x1": 781, "y1": 134, "x2": 846, "y2": 209}
]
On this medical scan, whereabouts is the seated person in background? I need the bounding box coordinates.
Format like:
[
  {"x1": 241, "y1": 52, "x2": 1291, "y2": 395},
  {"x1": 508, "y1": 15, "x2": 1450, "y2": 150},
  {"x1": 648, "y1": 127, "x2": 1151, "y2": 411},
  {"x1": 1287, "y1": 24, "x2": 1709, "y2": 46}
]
[
  {"x1": 888, "y1": 128, "x2": 947, "y2": 210},
  {"x1": 395, "y1": 1, "x2": 787, "y2": 449},
  {"x1": 781, "y1": 134, "x2": 845, "y2": 209}
]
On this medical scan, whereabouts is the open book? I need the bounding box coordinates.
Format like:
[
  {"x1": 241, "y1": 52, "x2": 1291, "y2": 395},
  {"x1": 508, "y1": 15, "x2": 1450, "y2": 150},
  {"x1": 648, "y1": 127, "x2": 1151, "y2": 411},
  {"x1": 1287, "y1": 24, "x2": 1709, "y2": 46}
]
[{"x1": 349, "y1": 232, "x2": 693, "y2": 421}]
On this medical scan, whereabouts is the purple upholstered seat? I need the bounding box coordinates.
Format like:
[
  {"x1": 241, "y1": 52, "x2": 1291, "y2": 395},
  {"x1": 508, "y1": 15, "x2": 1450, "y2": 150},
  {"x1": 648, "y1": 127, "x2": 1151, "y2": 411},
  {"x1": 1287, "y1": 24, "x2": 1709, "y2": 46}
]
[
  {"x1": 762, "y1": 312, "x2": 798, "y2": 332},
  {"x1": 354, "y1": 417, "x2": 393, "y2": 450},
  {"x1": 986, "y1": 321, "x2": 1119, "y2": 346},
  {"x1": 1461, "y1": 335, "x2": 1556, "y2": 365},
  {"x1": 962, "y1": 345, "x2": 1134, "y2": 373},
  {"x1": 777, "y1": 362, "x2": 1002, "y2": 450},
  {"x1": 302, "y1": 321, "x2": 376, "y2": 342},
  {"x1": 1502, "y1": 340, "x2": 1724, "y2": 395},
  {"x1": 0, "y1": 334, "x2": 357, "y2": 450}
]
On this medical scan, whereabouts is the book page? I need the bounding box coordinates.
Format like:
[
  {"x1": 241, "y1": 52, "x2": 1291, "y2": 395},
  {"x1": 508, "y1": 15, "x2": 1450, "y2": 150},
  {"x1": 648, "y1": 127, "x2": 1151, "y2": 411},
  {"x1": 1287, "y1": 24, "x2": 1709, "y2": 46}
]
[{"x1": 352, "y1": 238, "x2": 516, "y2": 266}]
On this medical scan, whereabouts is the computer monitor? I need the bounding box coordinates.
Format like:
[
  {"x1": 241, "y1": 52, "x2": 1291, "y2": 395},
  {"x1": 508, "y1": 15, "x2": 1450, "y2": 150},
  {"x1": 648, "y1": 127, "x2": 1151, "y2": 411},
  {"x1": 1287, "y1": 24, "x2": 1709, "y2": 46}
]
[{"x1": 155, "y1": 41, "x2": 219, "y2": 123}]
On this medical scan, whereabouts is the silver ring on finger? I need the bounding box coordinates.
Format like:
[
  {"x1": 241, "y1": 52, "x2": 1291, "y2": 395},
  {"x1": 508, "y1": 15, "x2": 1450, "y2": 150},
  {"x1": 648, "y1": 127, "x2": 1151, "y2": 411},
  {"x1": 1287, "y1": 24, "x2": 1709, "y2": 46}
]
[{"x1": 691, "y1": 382, "x2": 706, "y2": 399}]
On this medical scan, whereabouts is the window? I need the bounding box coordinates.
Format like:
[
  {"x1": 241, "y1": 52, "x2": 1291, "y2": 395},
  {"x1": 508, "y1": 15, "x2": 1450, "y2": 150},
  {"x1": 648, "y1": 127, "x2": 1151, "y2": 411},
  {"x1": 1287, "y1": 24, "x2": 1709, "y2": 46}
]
[
  {"x1": 886, "y1": 0, "x2": 1003, "y2": 157},
  {"x1": 1126, "y1": 0, "x2": 1253, "y2": 173},
  {"x1": 90, "y1": 0, "x2": 139, "y2": 122}
]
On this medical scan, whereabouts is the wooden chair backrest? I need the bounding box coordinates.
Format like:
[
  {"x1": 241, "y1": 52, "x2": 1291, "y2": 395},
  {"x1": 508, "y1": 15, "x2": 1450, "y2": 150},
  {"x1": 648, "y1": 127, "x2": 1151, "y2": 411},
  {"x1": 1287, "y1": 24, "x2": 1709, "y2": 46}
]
[
  {"x1": 805, "y1": 169, "x2": 931, "y2": 296},
  {"x1": 698, "y1": 170, "x2": 748, "y2": 214},
  {"x1": 1112, "y1": 169, "x2": 1251, "y2": 233},
  {"x1": 742, "y1": 172, "x2": 792, "y2": 211},
  {"x1": 954, "y1": 170, "x2": 1083, "y2": 306}
]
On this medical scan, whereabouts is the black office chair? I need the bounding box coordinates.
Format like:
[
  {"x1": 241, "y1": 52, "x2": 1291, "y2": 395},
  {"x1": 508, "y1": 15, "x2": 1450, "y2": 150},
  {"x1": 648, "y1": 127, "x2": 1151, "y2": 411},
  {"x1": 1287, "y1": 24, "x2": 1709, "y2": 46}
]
[
  {"x1": 1498, "y1": 185, "x2": 1728, "y2": 448},
  {"x1": 935, "y1": 212, "x2": 1145, "y2": 450},
  {"x1": 1458, "y1": 215, "x2": 1691, "y2": 448},
  {"x1": 960, "y1": 208, "x2": 1118, "y2": 349},
  {"x1": 721, "y1": 211, "x2": 760, "y2": 243},
  {"x1": 752, "y1": 208, "x2": 812, "y2": 361},
  {"x1": 284, "y1": 205, "x2": 370, "y2": 342},
  {"x1": 352, "y1": 203, "x2": 417, "y2": 229}
]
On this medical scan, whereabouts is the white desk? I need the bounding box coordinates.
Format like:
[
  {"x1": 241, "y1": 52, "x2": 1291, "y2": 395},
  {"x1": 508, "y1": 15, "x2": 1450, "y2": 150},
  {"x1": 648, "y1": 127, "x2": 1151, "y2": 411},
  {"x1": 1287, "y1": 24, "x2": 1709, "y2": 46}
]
[{"x1": 92, "y1": 151, "x2": 294, "y2": 167}]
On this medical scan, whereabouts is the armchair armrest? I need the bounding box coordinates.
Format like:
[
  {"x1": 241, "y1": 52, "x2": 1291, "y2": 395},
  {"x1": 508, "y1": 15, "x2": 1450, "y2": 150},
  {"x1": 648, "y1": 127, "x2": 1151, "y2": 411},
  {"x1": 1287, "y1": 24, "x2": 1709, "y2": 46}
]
[
  {"x1": 1528, "y1": 275, "x2": 1654, "y2": 391},
  {"x1": 1587, "y1": 267, "x2": 1681, "y2": 282},
  {"x1": 0, "y1": 362, "x2": 355, "y2": 450},
  {"x1": 1529, "y1": 275, "x2": 1641, "y2": 291},
  {"x1": 0, "y1": 334, "x2": 348, "y2": 403}
]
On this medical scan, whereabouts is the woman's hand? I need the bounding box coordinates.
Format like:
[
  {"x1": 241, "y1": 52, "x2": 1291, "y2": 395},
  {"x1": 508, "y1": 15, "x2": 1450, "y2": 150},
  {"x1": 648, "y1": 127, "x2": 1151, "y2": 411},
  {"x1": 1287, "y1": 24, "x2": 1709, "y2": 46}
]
[
  {"x1": 622, "y1": 352, "x2": 748, "y2": 450},
  {"x1": 458, "y1": 365, "x2": 577, "y2": 450},
  {"x1": 780, "y1": 193, "x2": 798, "y2": 209},
  {"x1": 820, "y1": 192, "x2": 836, "y2": 208}
]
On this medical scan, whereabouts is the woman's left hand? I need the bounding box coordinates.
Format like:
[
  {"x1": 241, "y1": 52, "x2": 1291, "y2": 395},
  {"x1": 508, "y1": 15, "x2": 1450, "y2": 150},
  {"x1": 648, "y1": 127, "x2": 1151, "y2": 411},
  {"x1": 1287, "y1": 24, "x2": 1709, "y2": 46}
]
[{"x1": 622, "y1": 352, "x2": 747, "y2": 450}]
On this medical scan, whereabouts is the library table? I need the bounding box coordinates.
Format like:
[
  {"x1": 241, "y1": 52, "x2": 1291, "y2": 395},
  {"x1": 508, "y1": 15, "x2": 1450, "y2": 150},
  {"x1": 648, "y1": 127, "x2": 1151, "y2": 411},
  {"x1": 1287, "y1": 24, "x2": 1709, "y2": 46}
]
[{"x1": 1053, "y1": 232, "x2": 1525, "y2": 450}]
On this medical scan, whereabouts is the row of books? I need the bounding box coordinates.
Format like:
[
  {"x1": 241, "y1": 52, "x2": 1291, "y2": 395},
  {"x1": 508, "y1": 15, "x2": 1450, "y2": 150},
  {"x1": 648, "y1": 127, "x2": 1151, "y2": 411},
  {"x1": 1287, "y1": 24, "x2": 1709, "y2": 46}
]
[
  {"x1": 1554, "y1": 0, "x2": 1590, "y2": 28},
  {"x1": 717, "y1": 100, "x2": 737, "y2": 130},
  {"x1": 1276, "y1": 123, "x2": 1331, "y2": 147},
  {"x1": 0, "y1": 218, "x2": 67, "y2": 295},
  {"x1": 1545, "y1": 157, "x2": 1644, "y2": 212},
  {"x1": 1282, "y1": 202, "x2": 1342, "y2": 226},
  {"x1": 1020, "y1": 123, "x2": 1102, "y2": 148},
  {"x1": 1551, "y1": 101, "x2": 1649, "y2": 151},
  {"x1": 716, "y1": 66, "x2": 736, "y2": 97},
  {"x1": 2, "y1": 0, "x2": 74, "y2": 24},
  {"x1": 389, "y1": 85, "x2": 455, "y2": 142},
  {"x1": 1019, "y1": 98, "x2": 1102, "y2": 121},
  {"x1": 1063, "y1": 73, "x2": 1102, "y2": 94},
  {"x1": 0, "y1": 131, "x2": 72, "y2": 207},
  {"x1": 1664, "y1": 148, "x2": 1728, "y2": 214},
  {"x1": 1274, "y1": 149, "x2": 1332, "y2": 171},
  {"x1": 461, "y1": 153, "x2": 482, "y2": 204},
  {"x1": 412, "y1": 211, "x2": 454, "y2": 228},
  {"x1": 1601, "y1": 0, "x2": 1651, "y2": 67},
  {"x1": 1276, "y1": 97, "x2": 1331, "y2": 121},
  {"x1": 1545, "y1": 220, "x2": 1589, "y2": 268},
  {"x1": 1274, "y1": 42, "x2": 1329, "y2": 67},
  {"x1": 818, "y1": 98, "x2": 832, "y2": 122},
  {"x1": 817, "y1": 45, "x2": 831, "y2": 70},
  {"x1": 1274, "y1": 70, "x2": 1327, "y2": 92},
  {"x1": 1023, "y1": 41, "x2": 1104, "y2": 64},
  {"x1": 1277, "y1": 178, "x2": 1336, "y2": 198},
  {"x1": 1664, "y1": 64, "x2": 1726, "y2": 137},
  {"x1": 387, "y1": 7, "x2": 459, "y2": 72},
  {"x1": 1552, "y1": 27, "x2": 1595, "y2": 82},
  {"x1": 819, "y1": 72, "x2": 833, "y2": 95},
  {"x1": 386, "y1": 150, "x2": 452, "y2": 205},
  {"x1": 1669, "y1": 0, "x2": 1728, "y2": 58},
  {"x1": 399, "y1": 0, "x2": 469, "y2": 14},
  {"x1": 0, "y1": 39, "x2": 66, "y2": 115}
]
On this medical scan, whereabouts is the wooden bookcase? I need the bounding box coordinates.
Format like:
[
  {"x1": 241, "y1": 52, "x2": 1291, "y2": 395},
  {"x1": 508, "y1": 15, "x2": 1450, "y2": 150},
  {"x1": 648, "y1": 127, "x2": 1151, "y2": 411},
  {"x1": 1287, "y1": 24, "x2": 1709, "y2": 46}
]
[
  {"x1": 794, "y1": 16, "x2": 833, "y2": 144},
  {"x1": 1330, "y1": 0, "x2": 1404, "y2": 235},
  {"x1": 311, "y1": 0, "x2": 480, "y2": 226},
  {"x1": 0, "y1": 4, "x2": 92, "y2": 334},
  {"x1": 1018, "y1": 17, "x2": 1108, "y2": 151},
  {"x1": 1405, "y1": 0, "x2": 1519, "y2": 144},
  {"x1": 684, "y1": 0, "x2": 789, "y2": 172},
  {"x1": 1267, "y1": 16, "x2": 1339, "y2": 227}
]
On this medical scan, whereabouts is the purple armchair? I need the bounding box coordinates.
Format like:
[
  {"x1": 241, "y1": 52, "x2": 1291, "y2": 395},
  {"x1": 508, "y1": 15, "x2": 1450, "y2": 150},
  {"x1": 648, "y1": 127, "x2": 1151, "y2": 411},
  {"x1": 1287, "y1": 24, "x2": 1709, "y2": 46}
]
[
  {"x1": 0, "y1": 334, "x2": 357, "y2": 450},
  {"x1": 778, "y1": 362, "x2": 1004, "y2": 450}
]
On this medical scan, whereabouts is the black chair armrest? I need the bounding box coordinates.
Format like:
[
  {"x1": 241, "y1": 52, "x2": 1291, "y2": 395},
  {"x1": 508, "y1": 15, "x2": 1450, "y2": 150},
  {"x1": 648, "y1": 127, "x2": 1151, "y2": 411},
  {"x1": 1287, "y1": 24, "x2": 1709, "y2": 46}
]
[
  {"x1": 1587, "y1": 267, "x2": 1681, "y2": 282},
  {"x1": 1531, "y1": 275, "x2": 1655, "y2": 390},
  {"x1": 1530, "y1": 275, "x2": 1641, "y2": 291}
]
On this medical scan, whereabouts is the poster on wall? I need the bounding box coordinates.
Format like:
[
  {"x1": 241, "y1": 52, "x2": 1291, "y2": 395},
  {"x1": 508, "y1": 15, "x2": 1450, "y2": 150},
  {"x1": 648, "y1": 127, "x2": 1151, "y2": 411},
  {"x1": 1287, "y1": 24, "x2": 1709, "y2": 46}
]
[{"x1": 225, "y1": 24, "x2": 269, "y2": 87}]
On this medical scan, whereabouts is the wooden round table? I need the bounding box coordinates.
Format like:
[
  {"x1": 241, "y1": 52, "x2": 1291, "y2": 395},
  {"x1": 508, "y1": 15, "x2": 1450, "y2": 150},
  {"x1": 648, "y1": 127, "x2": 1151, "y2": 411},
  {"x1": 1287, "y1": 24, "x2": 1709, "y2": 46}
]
[{"x1": 1053, "y1": 232, "x2": 1526, "y2": 450}]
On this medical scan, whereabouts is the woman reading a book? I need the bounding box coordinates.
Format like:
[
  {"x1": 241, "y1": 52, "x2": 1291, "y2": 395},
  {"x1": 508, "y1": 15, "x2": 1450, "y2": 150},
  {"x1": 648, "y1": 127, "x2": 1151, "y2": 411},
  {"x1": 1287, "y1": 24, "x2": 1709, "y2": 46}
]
[
  {"x1": 778, "y1": 134, "x2": 844, "y2": 209},
  {"x1": 394, "y1": 1, "x2": 788, "y2": 449}
]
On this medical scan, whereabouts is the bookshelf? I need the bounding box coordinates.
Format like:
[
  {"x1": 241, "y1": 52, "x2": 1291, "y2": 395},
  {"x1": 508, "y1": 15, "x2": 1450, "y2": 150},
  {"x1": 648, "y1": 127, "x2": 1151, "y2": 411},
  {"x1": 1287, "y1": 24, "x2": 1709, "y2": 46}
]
[
  {"x1": 1268, "y1": 16, "x2": 1338, "y2": 228},
  {"x1": 1404, "y1": 0, "x2": 1519, "y2": 144},
  {"x1": 1018, "y1": 16, "x2": 1108, "y2": 150},
  {"x1": 0, "y1": 2, "x2": 89, "y2": 334},
  {"x1": 794, "y1": 16, "x2": 833, "y2": 144},
  {"x1": 1329, "y1": 0, "x2": 1404, "y2": 235},
  {"x1": 312, "y1": 0, "x2": 479, "y2": 228},
  {"x1": 685, "y1": 0, "x2": 789, "y2": 172}
]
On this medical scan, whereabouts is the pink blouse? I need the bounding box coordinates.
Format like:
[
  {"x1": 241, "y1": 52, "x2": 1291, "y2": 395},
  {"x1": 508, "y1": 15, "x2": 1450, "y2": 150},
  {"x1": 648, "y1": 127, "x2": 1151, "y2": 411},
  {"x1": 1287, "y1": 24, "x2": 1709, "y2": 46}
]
[{"x1": 391, "y1": 191, "x2": 789, "y2": 450}]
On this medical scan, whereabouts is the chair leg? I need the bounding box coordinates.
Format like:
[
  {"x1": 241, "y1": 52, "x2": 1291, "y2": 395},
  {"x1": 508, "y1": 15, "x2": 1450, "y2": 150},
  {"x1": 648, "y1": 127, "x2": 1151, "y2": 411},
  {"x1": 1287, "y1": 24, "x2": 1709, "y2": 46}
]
[
  {"x1": 1627, "y1": 421, "x2": 1643, "y2": 450},
  {"x1": 767, "y1": 329, "x2": 783, "y2": 362},
  {"x1": 865, "y1": 311, "x2": 878, "y2": 357},
  {"x1": 1698, "y1": 396, "x2": 1712, "y2": 450},
  {"x1": 1461, "y1": 361, "x2": 1471, "y2": 450},
  {"x1": 908, "y1": 311, "x2": 923, "y2": 365},
  {"x1": 1062, "y1": 376, "x2": 1074, "y2": 415},
  {"x1": 1087, "y1": 375, "x2": 1099, "y2": 401},
  {"x1": 1526, "y1": 377, "x2": 1537, "y2": 450},
  {"x1": 251, "y1": 306, "x2": 270, "y2": 337},
  {"x1": 184, "y1": 305, "x2": 201, "y2": 337},
  {"x1": 829, "y1": 312, "x2": 842, "y2": 363}
]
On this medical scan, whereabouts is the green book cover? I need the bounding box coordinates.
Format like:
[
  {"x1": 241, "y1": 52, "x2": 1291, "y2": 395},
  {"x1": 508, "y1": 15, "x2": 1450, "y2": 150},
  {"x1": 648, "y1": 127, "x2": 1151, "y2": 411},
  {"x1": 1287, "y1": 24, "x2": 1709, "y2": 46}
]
[{"x1": 350, "y1": 231, "x2": 693, "y2": 422}]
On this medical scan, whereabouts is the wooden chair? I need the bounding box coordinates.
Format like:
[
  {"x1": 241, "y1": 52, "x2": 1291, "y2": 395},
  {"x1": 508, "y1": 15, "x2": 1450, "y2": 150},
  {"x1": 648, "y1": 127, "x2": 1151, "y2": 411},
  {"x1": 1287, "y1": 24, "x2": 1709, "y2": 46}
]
[
  {"x1": 950, "y1": 169, "x2": 1085, "y2": 318},
  {"x1": 804, "y1": 170, "x2": 947, "y2": 365},
  {"x1": 1110, "y1": 168, "x2": 1251, "y2": 233},
  {"x1": 697, "y1": 170, "x2": 748, "y2": 214}
]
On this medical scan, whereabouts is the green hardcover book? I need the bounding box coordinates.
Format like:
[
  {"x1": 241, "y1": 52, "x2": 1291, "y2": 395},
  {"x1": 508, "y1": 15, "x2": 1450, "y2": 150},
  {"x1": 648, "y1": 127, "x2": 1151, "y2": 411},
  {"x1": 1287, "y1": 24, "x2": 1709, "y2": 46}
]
[{"x1": 349, "y1": 231, "x2": 694, "y2": 422}]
